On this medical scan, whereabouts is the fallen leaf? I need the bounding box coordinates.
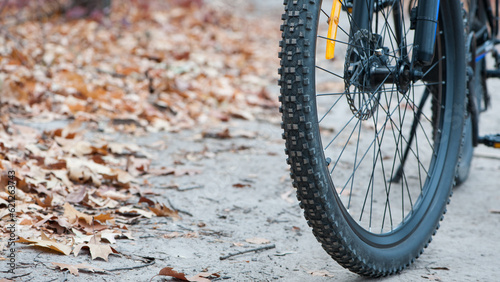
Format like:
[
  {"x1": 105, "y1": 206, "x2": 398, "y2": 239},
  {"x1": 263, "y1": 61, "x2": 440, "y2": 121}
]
[
  {"x1": 233, "y1": 183, "x2": 251, "y2": 188},
  {"x1": 117, "y1": 206, "x2": 155, "y2": 218},
  {"x1": 308, "y1": 270, "x2": 335, "y2": 277},
  {"x1": 202, "y1": 128, "x2": 231, "y2": 139},
  {"x1": 163, "y1": 232, "x2": 182, "y2": 239},
  {"x1": 17, "y1": 233, "x2": 72, "y2": 255},
  {"x1": 158, "y1": 267, "x2": 189, "y2": 281},
  {"x1": 34, "y1": 194, "x2": 53, "y2": 208},
  {"x1": 138, "y1": 196, "x2": 156, "y2": 206},
  {"x1": 157, "y1": 267, "x2": 219, "y2": 282},
  {"x1": 66, "y1": 186, "x2": 88, "y2": 203},
  {"x1": 51, "y1": 262, "x2": 104, "y2": 276},
  {"x1": 149, "y1": 203, "x2": 181, "y2": 219},
  {"x1": 73, "y1": 235, "x2": 118, "y2": 261},
  {"x1": 245, "y1": 238, "x2": 271, "y2": 245},
  {"x1": 96, "y1": 190, "x2": 131, "y2": 201},
  {"x1": 100, "y1": 230, "x2": 134, "y2": 244},
  {"x1": 63, "y1": 203, "x2": 114, "y2": 225}
]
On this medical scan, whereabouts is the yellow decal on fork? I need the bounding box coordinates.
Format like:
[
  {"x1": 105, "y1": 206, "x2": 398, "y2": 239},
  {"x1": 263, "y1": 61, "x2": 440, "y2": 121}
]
[{"x1": 326, "y1": 0, "x2": 342, "y2": 59}]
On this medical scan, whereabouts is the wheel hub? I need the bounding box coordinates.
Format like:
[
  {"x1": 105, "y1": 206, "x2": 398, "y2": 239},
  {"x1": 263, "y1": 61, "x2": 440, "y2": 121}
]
[{"x1": 344, "y1": 30, "x2": 416, "y2": 119}]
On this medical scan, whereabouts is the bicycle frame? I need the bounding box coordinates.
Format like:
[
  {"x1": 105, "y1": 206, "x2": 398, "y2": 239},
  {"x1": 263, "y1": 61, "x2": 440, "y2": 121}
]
[{"x1": 475, "y1": 0, "x2": 499, "y2": 61}]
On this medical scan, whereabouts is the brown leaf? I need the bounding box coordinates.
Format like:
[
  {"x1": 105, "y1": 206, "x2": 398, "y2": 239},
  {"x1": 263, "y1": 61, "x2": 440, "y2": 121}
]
[
  {"x1": 17, "y1": 233, "x2": 72, "y2": 255},
  {"x1": 73, "y1": 235, "x2": 119, "y2": 261},
  {"x1": 158, "y1": 267, "x2": 188, "y2": 281},
  {"x1": 66, "y1": 187, "x2": 88, "y2": 203},
  {"x1": 35, "y1": 194, "x2": 53, "y2": 208},
  {"x1": 63, "y1": 203, "x2": 114, "y2": 225},
  {"x1": 157, "y1": 267, "x2": 219, "y2": 282},
  {"x1": 126, "y1": 156, "x2": 151, "y2": 177},
  {"x1": 117, "y1": 206, "x2": 155, "y2": 218},
  {"x1": 54, "y1": 71, "x2": 91, "y2": 99},
  {"x1": 51, "y1": 262, "x2": 104, "y2": 276},
  {"x1": 202, "y1": 128, "x2": 231, "y2": 139},
  {"x1": 149, "y1": 203, "x2": 180, "y2": 219},
  {"x1": 100, "y1": 231, "x2": 134, "y2": 244},
  {"x1": 138, "y1": 196, "x2": 156, "y2": 206},
  {"x1": 96, "y1": 189, "x2": 131, "y2": 201},
  {"x1": 233, "y1": 183, "x2": 251, "y2": 188}
]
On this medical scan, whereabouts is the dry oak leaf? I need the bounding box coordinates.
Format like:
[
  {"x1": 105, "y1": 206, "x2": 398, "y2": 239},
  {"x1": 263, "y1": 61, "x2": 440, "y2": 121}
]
[
  {"x1": 117, "y1": 206, "x2": 155, "y2": 218},
  {"x1": 157, "y1": 267, "x2": 220, "y2": 282},
  {"x1": 148, "y1": 203, "x2": 180, "y2": 219},
  {"x1": 34, "y1": 194, "x2": 53, "y2": 208},
  {"x1": 51, "y1": 262, "x2": 104, "y2": 276},
  {"x1": 63, "y1": 202, "x2": 114, "y2": 225},
  {"x1": 73, "y1": 235, "x2": 118, "y2": 261},
  {"x1": 66, "y1": 158, "x2": 103, "y2": 186},
  {"x1": 100, "y1": 230, "x2": 134, "y2": 244},
  {"x1": 17, "y1": 233, "x2": 72, "y2": 255},
  {"x1": 96, "y1": 189, "x2": 131, "y2": 201},
  {"x1": 66, "y1": 158, "x2": 135, "y2": 187}
]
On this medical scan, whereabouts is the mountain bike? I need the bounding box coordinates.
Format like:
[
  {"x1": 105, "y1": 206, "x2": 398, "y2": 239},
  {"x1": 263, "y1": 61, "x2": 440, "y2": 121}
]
[{"x1": 279, "y1": 0, "x2": 500, "y2": 277}]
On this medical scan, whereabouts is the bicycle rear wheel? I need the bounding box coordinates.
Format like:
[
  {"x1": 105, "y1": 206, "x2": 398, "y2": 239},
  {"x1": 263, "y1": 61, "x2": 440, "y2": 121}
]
[
  {"x1": 456, "y1": 0, "x2": 490, "y2": 185},
  {"x1": 279, "y1": 0, "x2": 466, "y2": 276}
]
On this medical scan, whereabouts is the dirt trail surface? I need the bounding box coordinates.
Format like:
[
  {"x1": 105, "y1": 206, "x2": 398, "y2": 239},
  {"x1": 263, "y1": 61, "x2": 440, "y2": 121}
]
[{"x1": 2, "y1": 1, "x2": 500, "y2": 281}]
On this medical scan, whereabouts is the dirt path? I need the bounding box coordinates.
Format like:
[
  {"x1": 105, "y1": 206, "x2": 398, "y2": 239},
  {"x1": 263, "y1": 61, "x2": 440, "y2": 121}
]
[{"x1": 3, "y1": 1, "x2": 500, "y2": 281}]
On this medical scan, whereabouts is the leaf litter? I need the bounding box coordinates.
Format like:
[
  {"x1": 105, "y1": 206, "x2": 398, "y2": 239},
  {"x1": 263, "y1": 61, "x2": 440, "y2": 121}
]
[{"x1": 0, "y1": 0, "x2": 279, "y2": 272}]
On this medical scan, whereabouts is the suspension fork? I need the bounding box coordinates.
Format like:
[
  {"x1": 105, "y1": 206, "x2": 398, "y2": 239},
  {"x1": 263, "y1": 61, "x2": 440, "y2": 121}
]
[
  {"x1": 350, "y1": 0, "x2": 374, "y2": 35},
  {"x1": 413, "y1": 0, "x2": 440, "y2": 66},
  {"x1": 392, "y1": 1, "x2": 407, "y2": 59},
  {"x1": 350, "y1": 0, "x2": 439, "y2": 65}
]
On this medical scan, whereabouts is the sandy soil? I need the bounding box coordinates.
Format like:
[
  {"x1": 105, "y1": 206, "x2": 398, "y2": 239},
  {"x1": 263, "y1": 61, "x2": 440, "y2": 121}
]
[{"x1": 2, "y1": 1, "x2": 500, "y2": 281}]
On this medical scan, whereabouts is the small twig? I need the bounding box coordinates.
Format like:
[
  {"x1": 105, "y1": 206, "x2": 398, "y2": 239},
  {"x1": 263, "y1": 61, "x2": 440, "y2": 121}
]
[
  {"x1": 219, "y1": 244, "x2": 276, "y2": 260},
  {"x1": 5, "y1": 272, "x2": 30, "y2": 279},
  {"x1": 104, "y1": 256, "x2": 155, "y2": 272},
  {"x1": 200, "y1": 196, "x2": 220, "y2": 204},
  {"x1": 177, "y1": 185, "x2": 204, "y2": 192},
  {"x1": 96, "y1": 68, "x2": 127, "y2": 78}
]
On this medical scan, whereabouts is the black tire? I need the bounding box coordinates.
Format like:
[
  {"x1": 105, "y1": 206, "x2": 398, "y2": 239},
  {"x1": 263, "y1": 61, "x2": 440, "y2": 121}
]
[{"x1": 279, "y1": 0, "x2": 466, "y2": 277}]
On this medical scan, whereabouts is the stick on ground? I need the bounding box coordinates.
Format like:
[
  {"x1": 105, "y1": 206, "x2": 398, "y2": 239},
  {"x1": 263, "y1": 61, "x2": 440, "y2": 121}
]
[{"x1": 219, "y1": 244, "x2": 276, "y2": 260}]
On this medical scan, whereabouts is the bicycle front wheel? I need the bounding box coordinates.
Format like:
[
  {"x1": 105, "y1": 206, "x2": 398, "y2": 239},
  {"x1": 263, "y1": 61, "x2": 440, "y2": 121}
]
[{"x1": 279, "y1": 0, "x2": 466, "y2": 276}]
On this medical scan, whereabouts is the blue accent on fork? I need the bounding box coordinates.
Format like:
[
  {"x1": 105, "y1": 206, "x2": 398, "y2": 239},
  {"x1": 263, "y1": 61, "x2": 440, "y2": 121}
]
[
  {"x1": 476, "y1": 53, "x2": 487, "y2": 62},
  {"x1": 434, "y1": 0, "x2": 441, "y2": 37}
]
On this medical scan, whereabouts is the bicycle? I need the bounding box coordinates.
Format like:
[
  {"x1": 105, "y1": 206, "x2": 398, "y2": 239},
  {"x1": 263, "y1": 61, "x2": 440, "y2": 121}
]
[{"x1": 279, "y1": 0, "x2": 500, "y2": 277}]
